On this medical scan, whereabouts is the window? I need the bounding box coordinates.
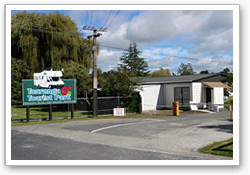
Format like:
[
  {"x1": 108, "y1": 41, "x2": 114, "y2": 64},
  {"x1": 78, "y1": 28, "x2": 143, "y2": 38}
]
[
  {"x1": 51, "y1": 77, "x2": 59, "y2": 81},
  {"x1": 174, "y1": 87, "x2": 190, "y2": 105}
]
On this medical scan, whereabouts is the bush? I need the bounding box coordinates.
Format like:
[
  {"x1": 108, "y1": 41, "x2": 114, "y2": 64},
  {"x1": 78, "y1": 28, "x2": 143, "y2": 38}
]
[{"x1": 225, "y1": 96, "x2": 233, "y2": 110}]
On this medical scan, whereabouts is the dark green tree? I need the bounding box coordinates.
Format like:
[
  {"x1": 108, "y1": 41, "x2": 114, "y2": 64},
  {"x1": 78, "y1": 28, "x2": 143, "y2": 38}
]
[
  {"x1": 177, "y1": 63, "x2": 195, "y2": 75},
  {"x1": 221, "y1": 68, "x2": 230, "y2": 74},
  {"x1": 219, "y1": 68, "x2": 233, "y2": 97},
  {"x1": 11, "y1": 57, "x2": 31, "y2": 100},
  {"x1": 200, "y1": 70, "x2": 209, "y2": 74},
  {"x1": 101, "y1": 68, "x2": 140, "y2": 112},
  {"x1": 101, "y1": 68, "x2": 138, "y2": 96},
  {"x1": 120, "y1": 41, "x2": 149, "y2": 77}
]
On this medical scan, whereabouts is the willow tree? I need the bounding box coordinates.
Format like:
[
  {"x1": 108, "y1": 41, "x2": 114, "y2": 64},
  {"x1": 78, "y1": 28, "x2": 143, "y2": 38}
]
[
  {"x1": 11, "y1": 11, "x2": 93, "y2": 99},
  {"x1": 11, "y1": 11, "x2": 92, "y2": 74}
]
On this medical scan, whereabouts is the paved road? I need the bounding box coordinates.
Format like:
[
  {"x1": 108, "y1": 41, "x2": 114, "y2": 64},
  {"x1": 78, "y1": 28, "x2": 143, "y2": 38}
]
[{"x1": 11, "y1": 111, "x2": 233, "y2": 160}]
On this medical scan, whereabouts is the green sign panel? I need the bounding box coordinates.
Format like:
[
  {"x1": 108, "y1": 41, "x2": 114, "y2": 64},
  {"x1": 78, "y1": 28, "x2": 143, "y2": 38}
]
[{"x1": 22, "y1": 79, "x2": 77, "y2": 106}]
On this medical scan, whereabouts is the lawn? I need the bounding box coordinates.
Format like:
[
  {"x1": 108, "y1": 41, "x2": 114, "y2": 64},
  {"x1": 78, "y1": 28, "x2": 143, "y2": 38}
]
[
  {"x1": 199, "y1": 138, "x2": 233, "y2": 157},
  {"x1": 11, "y1": 104, "x2": 91, "y2": 121},
  {"x1": 11, "y1": 104, "x2": 170, "y2": 126}
]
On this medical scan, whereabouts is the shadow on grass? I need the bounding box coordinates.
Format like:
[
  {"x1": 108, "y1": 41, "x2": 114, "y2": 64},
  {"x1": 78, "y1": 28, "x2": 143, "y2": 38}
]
[{"x1": 198, "y1": 124, "x2": 233, "y2": 134}]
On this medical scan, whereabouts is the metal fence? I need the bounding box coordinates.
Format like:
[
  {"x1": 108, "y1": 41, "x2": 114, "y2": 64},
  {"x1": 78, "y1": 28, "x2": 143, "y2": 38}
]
[{"x1": 11, "y1": 96, "x2": 127, "y2": 122}]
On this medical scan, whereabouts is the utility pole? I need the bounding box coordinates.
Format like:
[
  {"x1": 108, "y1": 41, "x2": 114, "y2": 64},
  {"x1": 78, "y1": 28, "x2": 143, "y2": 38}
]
[{"x1": 83, "y1": 26, "x2": 106, "y2": 117}]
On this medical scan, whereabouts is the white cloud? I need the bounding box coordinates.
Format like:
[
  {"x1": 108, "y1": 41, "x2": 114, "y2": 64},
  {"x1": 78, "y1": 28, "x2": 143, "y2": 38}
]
[
  {"x1": 67, "y1": 10, "x2": 233, "y2": 73},
  {"x1": 192, "y1": 55, "x2": 233, "y2": 73},
  {"x1": 97, "y1": 49, "x2": 122, "y2": 72}
]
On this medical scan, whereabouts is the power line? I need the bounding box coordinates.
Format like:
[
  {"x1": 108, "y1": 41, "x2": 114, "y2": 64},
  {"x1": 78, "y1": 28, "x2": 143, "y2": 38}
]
[
  {"x1": 105, "y1": 10, "x2": 120, "y2": 30},
  {"x1": 85, "y1": 10, "x2": 89, "y2": 26},
  {"x1": 89, "y1": 10, "x2": 93, "y2": 27},
  {"x1": 93, "y1": 10, "x2": 100, "y2": 27},
  {"x1": 99, "y1": 44, "x2": 200, "y2": 61},
  {"x1": 101, "y1": 10, "x2": 112, "y2": 29}
]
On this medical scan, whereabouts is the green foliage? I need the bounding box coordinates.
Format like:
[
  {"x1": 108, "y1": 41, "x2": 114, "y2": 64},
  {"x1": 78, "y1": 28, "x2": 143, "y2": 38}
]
[
  {"x1": 100, "y1": 69, "x2": 141, "y2": 113},
  {"x1": 101, "y1": 68, "x2": 138, "y2": 96},
  {"x1": 220, "y1": 68, "x2": 233, "y2": 96},
  {"x1": 63, "y1": 61, "x2": 91, "y2": 97},
  {"x1": 11, "y1": 11, "x2": 92, "y2": 74},
  {"x1": 120, "y1": 41, "x2": 149, "y2": 77},
  {"x1": 11, "y1": 11, "x2": 93, "y2": 99},
  {"x1": 226, "y1": 72, "x2": 233, "y2": 87},
  {"x1": 200, "y1": 70, "x2": 209, "y2": 74},
  {"x1": 11, "y1": 57, "x2": 31, "y2": 100},
  {"x1": 177, "y1": 62, "x2": 195, "y2": 75},
  {"x1": 149, "y1": 67, "x2": 171, "y2": 77},
  {"x1": 221, "y1": 68, "x2": 230, "y2": 74}
]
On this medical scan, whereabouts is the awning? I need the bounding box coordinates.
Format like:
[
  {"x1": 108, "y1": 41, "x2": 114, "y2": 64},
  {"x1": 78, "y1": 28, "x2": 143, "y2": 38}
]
[{"x1": 202, "y1": 82, "x2": 231, "y2": 88}]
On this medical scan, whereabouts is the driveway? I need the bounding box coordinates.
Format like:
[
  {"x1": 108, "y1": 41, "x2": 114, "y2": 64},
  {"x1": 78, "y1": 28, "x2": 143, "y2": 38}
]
[{"x1": 11, "y1": 111, "x2": 233, "y2": 160}]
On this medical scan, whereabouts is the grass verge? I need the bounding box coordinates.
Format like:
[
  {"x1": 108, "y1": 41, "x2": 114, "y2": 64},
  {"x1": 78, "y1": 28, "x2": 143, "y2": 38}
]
[
  {"x1": 198, "y1": 138, "x2": 233, "y2": 157},
  {"x1": 11, "y1": 114, "x2": 170, "y2": 126}
]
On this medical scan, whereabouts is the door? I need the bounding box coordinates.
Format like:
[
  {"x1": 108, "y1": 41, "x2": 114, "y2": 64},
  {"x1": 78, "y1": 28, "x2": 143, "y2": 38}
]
[{"x1": 206, "y1": 87, "x2": 211, "y2": 103}]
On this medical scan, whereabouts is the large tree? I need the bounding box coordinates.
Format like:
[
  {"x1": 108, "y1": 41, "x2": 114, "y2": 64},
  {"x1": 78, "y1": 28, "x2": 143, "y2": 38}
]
[
  {"x1": 177, "y1": 63, "x2": 195, "y2": 75},
  {"x1": 11, "y1": 57, "x2": 31, "y2": 100},
  {"x1": 11, "y1": 11, "x2": 92, "y2": 74},
  {"x1": 149, "y1": 67, "x2": 171, "y2": 77},
  {"x1": 63, "y1": 61, "x2": 92, "y2": 98},
  {"x1": 11, "y1": 11, "x2": 93, "y2": 99},
  {"x1": 119, "y1": 41, "x2": 149, "y2": 77}
]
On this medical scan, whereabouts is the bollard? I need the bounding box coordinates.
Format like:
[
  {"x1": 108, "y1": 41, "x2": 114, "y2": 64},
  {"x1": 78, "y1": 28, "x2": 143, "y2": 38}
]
[
  {"x1": 172, "y1": 101, "x2": 179, "y2": 116},
  {"x1": 230, "y1": 103, "x2": 233, "y2": 120}
]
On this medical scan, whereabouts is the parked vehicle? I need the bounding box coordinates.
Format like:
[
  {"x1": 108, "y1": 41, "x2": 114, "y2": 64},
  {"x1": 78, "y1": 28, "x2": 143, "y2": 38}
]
[{"x1": 34, "y1": 69, "x2": 64, "y2": 89}]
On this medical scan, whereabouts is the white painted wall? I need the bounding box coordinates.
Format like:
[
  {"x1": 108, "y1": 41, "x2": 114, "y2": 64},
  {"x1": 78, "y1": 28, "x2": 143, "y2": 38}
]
[
  {"x1": 139, "y1": 83, "x2": 225, "y2": 112},
  {"x1": 212, "y1": 87, "x2": 224, "y2": 109},
  {"x1": 138, "y1": 85, "x2": 162, "y2": 111},
  {"x1": 192, "y1": 83, "x2": 202, "y2": 103},
  {"x1": 164, "y1": 83, "x2": 192, "y2": 107}
]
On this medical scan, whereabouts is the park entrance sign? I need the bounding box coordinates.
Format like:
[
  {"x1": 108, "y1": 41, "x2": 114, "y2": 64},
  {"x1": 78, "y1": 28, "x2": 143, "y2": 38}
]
[{"x1": 22, "y1": 79, "x2": 76, "y2": 106}]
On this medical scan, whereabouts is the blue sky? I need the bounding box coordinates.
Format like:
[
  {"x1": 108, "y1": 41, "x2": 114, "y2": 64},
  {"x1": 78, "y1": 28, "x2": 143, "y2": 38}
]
[{"x1": 12, "y1": 10, "x2": 233, "y2": 74}]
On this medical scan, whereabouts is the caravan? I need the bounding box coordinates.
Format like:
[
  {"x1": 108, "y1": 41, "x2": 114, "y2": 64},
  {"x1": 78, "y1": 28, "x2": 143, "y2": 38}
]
[{"x1": 34, "y1": 70, "x2": 64, "y2": 89}]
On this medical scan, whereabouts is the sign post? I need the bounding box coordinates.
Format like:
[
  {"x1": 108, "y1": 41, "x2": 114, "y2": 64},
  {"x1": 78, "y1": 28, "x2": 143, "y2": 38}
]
[{"x1": 26, "y1": 106, "x2": 30, "y2": 122}]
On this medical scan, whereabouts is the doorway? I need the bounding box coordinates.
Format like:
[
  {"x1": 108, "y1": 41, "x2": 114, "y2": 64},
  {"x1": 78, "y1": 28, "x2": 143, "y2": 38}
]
[{"x1": 206, "y1": 87, "x2": 212, "y2": 103}]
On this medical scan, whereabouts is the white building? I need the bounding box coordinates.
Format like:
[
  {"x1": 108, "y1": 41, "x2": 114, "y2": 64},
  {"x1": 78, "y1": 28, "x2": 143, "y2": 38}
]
[{"x1": 138, "y1": 74, "x2": 230, "y2": 111}]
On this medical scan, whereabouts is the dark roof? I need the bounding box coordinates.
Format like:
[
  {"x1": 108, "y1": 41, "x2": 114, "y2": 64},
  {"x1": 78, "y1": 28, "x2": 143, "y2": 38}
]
[{"x1": 140, "y1": 73, "x2": 227, "y2": 85}]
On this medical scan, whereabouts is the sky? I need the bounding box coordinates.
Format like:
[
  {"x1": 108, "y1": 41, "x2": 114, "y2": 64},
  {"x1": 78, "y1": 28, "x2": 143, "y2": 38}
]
[{"x1": 11, "y1": 10, "x2": 233, "y2": 74}]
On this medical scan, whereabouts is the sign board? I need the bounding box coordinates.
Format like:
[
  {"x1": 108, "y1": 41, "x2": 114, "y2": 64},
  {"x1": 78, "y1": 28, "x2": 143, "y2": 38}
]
[
  {"x1": 22, "y1": 79, "x2": 76, "y2": 106},
  {"x1": 113, "y1": 108, "x2": 125, "y2": 116},
  {"x1": 190, "y1": 101, "x2": 198, "y2": 111}
]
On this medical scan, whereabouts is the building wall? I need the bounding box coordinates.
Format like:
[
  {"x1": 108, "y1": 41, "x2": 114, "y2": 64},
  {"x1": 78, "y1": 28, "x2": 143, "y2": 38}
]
[
  {"x1": 138, "y1": 85, "x2": 163, "y2": 111},
  {"x1": 164, "y1": 83, "x2": 192, "y2": 107},
  {"x1": 192, "y1": 82, "x2": 202, "y2": 103},
  {"x1": 212, "y1": 87, "x2": 224, "y2": 109},
  {"x1": 139, "y1": 82, "x2": 225, "y2": 111}
]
